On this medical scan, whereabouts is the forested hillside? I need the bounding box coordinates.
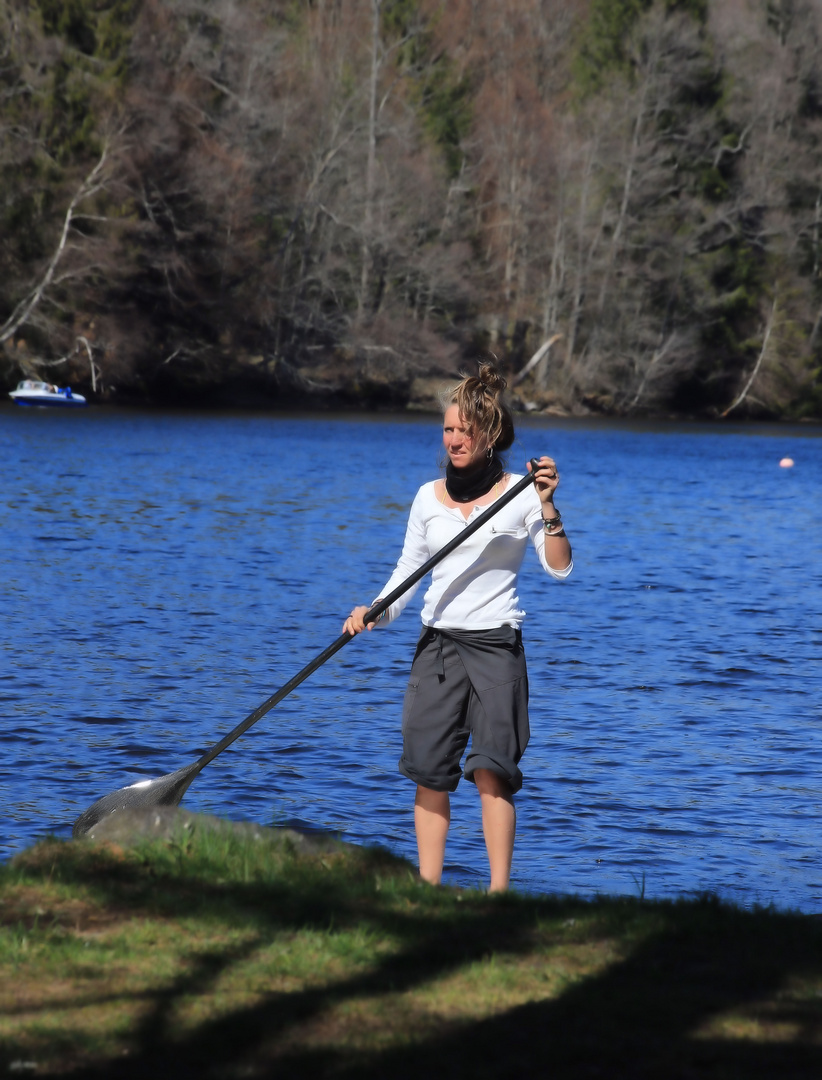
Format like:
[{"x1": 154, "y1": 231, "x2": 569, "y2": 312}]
[{"x1": 2, "y1": 0, "x2": 821, "y2": 417}]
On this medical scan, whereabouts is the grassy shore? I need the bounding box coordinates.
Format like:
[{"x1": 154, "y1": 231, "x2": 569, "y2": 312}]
[{"x1": 2, "y1": 818, "x2": 822, "y2": 1079}]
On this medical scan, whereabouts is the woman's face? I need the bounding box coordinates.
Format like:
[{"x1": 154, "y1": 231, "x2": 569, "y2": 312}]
[{"x1": 443, "y1": 404, "x2": 486, "y2": 469}]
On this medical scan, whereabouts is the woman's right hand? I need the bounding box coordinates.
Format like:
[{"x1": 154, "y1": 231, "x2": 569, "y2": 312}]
[{"x1": 343, "y1": 605, "x2": 374, "y2": 635}]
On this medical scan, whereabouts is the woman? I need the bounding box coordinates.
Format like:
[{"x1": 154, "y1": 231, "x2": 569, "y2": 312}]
[{"x1": 343, "y1": 362, "x2": 572, "y2": 891}]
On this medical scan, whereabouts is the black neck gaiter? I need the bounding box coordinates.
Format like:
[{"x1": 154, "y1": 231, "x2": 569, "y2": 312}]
[{"x1": 445, "y1": 451, "x2": 504, "y2": 503}]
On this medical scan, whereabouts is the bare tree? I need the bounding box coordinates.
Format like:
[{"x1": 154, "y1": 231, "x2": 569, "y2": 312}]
[
  {"x1": 721, "y1": 297, "x2": 777, "y2": 416},
  {"x1": 0, "y1": 146, "x2": 111, "y2": 348}
]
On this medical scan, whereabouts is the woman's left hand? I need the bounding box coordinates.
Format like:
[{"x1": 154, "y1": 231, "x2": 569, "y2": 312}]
[{"x1": 527, "y1": 456, "x2": 560, "y2": 508}]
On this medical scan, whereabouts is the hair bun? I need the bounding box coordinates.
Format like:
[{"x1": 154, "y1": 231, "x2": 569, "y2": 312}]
[{"x1": 478, "y1": 361, "x2": 507, "y2": 395}]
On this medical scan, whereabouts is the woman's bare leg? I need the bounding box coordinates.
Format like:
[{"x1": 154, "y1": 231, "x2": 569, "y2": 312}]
[
  {"x1": 474, "y1": 769, "x2": 516, "y2": 892},
  {"x1": 414, "y1": 785, "x2": 450, "y2": 885}
]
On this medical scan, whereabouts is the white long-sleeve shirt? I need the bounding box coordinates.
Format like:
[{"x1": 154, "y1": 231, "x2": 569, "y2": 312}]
[{"x1": 375, "y1": 475, "x2": 573, "y2": 630}]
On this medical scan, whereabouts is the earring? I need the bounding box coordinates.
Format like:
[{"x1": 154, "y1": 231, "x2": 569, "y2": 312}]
[{"x1": 486, "y1": 447, "x2": 494, "y2": 460}]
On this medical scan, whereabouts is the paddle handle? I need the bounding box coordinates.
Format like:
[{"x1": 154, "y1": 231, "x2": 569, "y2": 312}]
[
  {"x1": 195, "y1": 459, "x2": 540, "y2": 769},
  {"x1": 195, "y1": 633, "x2": 353, "y2": 769}
]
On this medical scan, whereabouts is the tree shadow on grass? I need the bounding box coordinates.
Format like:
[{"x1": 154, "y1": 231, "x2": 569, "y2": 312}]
[
  {"x1": 323, "y1": 899, "x2": 822, "y2": 1080},
  {"x1": 9, "y1": 839, "x2": 822, "y2": 1080}
]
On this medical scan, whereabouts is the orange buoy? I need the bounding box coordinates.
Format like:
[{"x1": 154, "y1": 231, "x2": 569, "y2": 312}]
[{"x1": 779, "y1": 457, "x2": 795, "y2": 468}]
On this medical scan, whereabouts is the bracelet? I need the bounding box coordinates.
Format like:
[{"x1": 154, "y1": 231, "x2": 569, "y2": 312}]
[
  {"x1": 372, "y1": 600, "x2": 387, "y2": 623},
  {"x1": 542, "y1": 512, "x2": 562, "y2": 533}
]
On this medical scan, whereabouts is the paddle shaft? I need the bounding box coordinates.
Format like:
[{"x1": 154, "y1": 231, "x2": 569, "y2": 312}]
[{"x1": 193, "y1": 462, "x2": 540, "y2": 772}]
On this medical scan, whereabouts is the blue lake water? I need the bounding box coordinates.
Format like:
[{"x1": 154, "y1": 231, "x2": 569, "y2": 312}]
[{"x1": 1, "y1": 404, "x2": 820, "y2": 911}]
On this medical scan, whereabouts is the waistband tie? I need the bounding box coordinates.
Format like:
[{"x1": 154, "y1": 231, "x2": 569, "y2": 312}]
[{"x1": 416, "y1": 625, "x2": 521, "y2": 677}]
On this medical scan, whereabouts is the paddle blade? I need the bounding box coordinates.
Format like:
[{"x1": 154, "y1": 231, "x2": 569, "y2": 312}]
[{"x1": 72, "y1": 762, "x2": 201, "y2": 838}]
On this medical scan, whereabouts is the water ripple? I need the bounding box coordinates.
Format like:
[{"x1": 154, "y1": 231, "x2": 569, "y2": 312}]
[{"x1": 1, "y1": 408, "x2": 821, "y2": 911}]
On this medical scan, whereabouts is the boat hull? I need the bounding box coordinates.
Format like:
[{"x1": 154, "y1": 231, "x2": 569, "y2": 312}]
[
  {"x1": 10, "y1": 394, "x2": 87, "y2": 407},
  {"x1": 9, "y1": 382, "x2": 87, "y2": 407}
]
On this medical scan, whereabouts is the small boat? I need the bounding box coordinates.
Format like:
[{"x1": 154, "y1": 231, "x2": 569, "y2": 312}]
[{"x1": 9, "y1": 379, "x2": 87, "y2": 407}]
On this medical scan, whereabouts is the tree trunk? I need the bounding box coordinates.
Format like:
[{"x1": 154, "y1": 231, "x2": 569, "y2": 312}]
[
  {"x1": 0, "y1": 146, "x2": 109, "y2": 346},
  {"x1": 358, "y1": 0, "x2": 381, "y2": 324},
  {"x1": 721, "y1": 299, "x2": 778, "y2": 417}
]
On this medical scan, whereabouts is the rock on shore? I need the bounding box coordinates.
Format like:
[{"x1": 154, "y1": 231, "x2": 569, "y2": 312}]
[{"x1": 76, "y1": 805, "x2": 356, "y2": 857}]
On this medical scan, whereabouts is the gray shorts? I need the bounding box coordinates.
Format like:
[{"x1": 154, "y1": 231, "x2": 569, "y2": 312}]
[{"x1": 398, "y1": 626, "x2": 530, "y2": 794}]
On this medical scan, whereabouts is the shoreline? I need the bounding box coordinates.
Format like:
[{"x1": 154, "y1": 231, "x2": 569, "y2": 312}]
[{"x1": 3, "y1": 396, "x2": 821, "y2": 430}]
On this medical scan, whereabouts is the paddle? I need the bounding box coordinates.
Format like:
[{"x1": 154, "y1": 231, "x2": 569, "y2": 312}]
[{"x1": 72, "y1": 461, "x2": 542, "y2": 837}]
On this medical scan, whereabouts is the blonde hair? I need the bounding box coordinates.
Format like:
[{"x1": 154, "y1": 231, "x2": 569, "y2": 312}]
[{"x1": 443, "y1": 360, "x2": 515, "y2": 452}]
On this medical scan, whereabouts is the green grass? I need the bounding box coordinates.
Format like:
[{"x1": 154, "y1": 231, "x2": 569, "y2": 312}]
[{"x1": 2, "y1": 821, "x2": 822, "y2": 1079}]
